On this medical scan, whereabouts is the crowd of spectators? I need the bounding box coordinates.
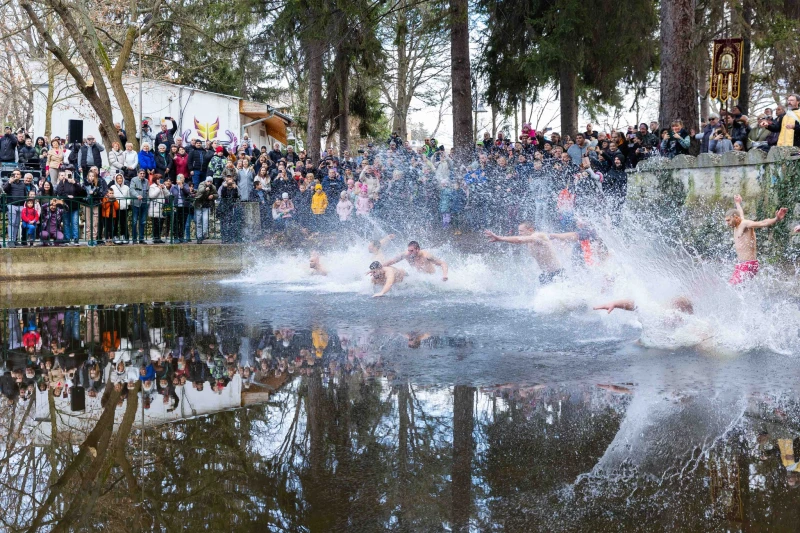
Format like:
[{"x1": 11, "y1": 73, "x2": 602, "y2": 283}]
[{"x1": 1, "y1": 101, "x2": 795, "y2": 248}]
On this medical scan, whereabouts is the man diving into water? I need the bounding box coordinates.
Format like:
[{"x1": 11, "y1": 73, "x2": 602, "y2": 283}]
[
  {"x1": 368, "y1": 261, "x2": 406, "y2": 297},
  {"x1": 726, "y1": 194, "x2": 787, "y2": 285},
  {"x1": 485, "y1": 222, "x2": 565, "y2": 284},
  {"x1": 383, "y1": 241, "x2": 449, "y2": 281}
]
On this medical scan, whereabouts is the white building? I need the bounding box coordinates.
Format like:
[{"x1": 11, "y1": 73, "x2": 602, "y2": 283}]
[{"x1": 33, "y1": 75, "x2": 294, "y2": 159}]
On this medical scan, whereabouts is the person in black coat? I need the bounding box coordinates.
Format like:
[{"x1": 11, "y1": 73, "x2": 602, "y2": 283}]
[
  {"x1": 0, "y1": 126, "x2": 18, "y2": 163},
  {"x1": 17, "y1": 138, "x2": 37, "y2": 168},
  {"x1": 154, "y1": 118, "x2": 178, "y2": 152},
  {"x1": 762, "y1": 96, "x2": 800, "y2": 147},
  {"x1": 268, "y1": 143, "x2": 283, "y2": 163},
  {"x1": 187, "y1": 139, "x2": 206, "y2": 188}
]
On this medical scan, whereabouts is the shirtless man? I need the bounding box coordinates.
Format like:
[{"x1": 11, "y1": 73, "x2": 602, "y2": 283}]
[
  {"x1": 485, "y1": 221, "x2": 564, "y2": 284},
  {"x1": 726, "y1": 195, "x2": 787, "y2": 285},
  {"x1": 368, "y1": 261, "x2": 406, "y2": 297},
  {"x1": 368, "y1": 233, "x2": 395, "y2": 262},
  {"x1": 309, "y1": 252, "x2": 327, "y2": 276},
  {"x1": 593, "y1": 297, "x2": 693, "y2": 315},
  {"x1": 384, "y1": 241, "x2": 448, "y2": 281}
]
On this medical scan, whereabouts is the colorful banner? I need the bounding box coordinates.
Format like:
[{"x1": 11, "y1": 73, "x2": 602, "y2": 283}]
[{"x1": 710, "y1": 38, "x2": 744, "y2": 100}]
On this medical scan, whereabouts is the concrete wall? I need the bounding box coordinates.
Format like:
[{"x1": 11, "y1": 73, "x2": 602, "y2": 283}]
[
  {"x1": 0, "y1": 243, "x2": 246, "y2": 282},
  {"x1": 627, "y1": 146, "x2": 799, "y2": 205}
]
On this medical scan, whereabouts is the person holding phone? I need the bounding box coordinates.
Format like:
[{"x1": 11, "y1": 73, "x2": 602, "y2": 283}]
[
  {"x1": 54, "y1": 169, "x2": 86, "y2": 245},
  {"x1": 155, "y1": 117, "x2": 178, "y2": 152},
  {"x1": 659, "y1": 120, "x2": 691, "y2": 158},
  {"x1": 709, "y1": 126, "x2": 733, "y2": 154}
]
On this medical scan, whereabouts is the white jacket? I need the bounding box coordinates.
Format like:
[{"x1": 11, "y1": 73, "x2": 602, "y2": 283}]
[
  {"x1": 148, "y1": 183, "x2": 170, "y2": 218},
  {"x1": 121, "y1": 150, "x2": 138, "y2": 170},
  {"x1": 108, "y1": 150, "x2": 124, "y2": 171},
  {"x1": 111, "y1": 183, "x2": 131, "y2": 210}
]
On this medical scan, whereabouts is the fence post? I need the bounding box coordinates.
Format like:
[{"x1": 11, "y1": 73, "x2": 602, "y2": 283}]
[
  {"x1": 1, "y1": 193, "x2": 5, "y2": 248},
  {"x1": 89, "y1": 196, "x2": 95, "y2": 247}
]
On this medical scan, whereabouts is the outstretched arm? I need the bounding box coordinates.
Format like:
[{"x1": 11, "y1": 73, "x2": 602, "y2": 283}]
[
  {"x1": 548, "y1": 232, "x2": 579, "y2": 242},
  {"x1": 382, "y1": 253, "x2": 405, "y2": 267},
  {"x1": 593, "y1": 299, "x2": 636, "y2": 314},
  {"x1": 485, "y1": 229, "x2": 537, "y2": 244},
  {"x1": 733, "y1": 194, "x2": 745, "y2": 219},
  {"x1": 379, "y1": 234, "x2": 395, "y2": 247},
  {"x1": 373, "y1": 269, "x2": 397, "y2": 297},
  {"x1": 744, "y1": 207, "x2": 788, "y2": 229},
  {"x1": 429, "y1": 255, "x2": 448, "y2": 281}
]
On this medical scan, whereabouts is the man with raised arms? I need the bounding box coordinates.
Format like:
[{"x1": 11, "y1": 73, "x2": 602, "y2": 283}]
[
  {"x1": 383, "y1": 240, "x2": 448, "y2": 281},
  {"x1": 368, "y1": 261, "x2": 406, "y2": 297},
  {"x1": 726, "y1": 194, "x2": 787, "y2": 285},
  {"x1": 485, "y1": 221, "x2": 564, "y2": 284}
]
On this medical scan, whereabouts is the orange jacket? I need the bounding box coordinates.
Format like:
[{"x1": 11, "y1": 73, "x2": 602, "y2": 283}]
[{"x1": 101, "y1": 197, "x2": 119, "y2": 218}]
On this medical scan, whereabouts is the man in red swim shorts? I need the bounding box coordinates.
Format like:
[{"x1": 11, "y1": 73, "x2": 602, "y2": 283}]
[{"x1": 725, "y1": 194, "x2": 787, "y2": 285}]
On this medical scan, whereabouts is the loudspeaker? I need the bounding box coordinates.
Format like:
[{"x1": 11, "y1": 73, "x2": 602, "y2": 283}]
[
  {"x1": 70, "y1": 386, "x2": 86, "y2": 412},
  {"x1": 68, "y1": 119, "x2": 84, "y2": 144}
]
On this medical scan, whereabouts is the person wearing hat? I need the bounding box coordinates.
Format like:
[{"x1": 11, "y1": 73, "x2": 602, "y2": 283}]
[
  {"x1": 138, "y1": 119, "x2": 155, "y2": 147},
  {"x1": 208, "y1": 146, "x2": 227, "y2": 189},
  {"x1": 154, "y1": 117, "x2": 178, "y2": 152},
  {"x1": 368, "y1": 261, "x2": 406, "y2": 297},
  {"x1": 0, "y1": 125, "x2": 18, "y2": 163},
  {"x1": 310, "y1": 183, "x2": 328, "y2": 230}
]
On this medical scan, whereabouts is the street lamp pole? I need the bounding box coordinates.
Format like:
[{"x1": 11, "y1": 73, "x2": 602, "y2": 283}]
[{"x1": 138, "y1": 22, "x2": 143, "y2": 148}]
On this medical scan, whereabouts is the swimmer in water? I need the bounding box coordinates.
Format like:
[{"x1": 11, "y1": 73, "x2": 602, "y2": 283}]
[
  {"x1": 383, "y1": 240, "x2": 448, "y2": 281},
  {"x1": 368, "y1": 261, "x2": 406, "y2": 297},
  {"x1": 725, "y1": 194, "x2": 787, "y2": 285},
  {"x1": 485, "y1": 221, "x2": 564, "y2": 285},
  {"x1": 593, "y1": 297, "x2": 693, "y2": 315},
  {"x1": 368, "y1": 233, "x2": 395, "y2": 262},
  {"x1": 309, "y1": 252, "x2": 327, "y2": 276}
]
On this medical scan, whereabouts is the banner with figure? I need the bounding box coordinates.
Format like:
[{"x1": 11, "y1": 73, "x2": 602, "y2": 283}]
[{"x1": 710, "y1": 38, "x2": 744, "y2": 101}]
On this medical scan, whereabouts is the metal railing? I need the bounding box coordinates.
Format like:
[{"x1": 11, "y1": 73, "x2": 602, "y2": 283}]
[{"x1": 0, "y1": 194, "x2": 237, "y2": 247}]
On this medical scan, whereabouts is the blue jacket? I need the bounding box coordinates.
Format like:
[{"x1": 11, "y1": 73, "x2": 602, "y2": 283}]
[
  {"x1": 138, "y1": 150, "x2": 156, "y2": 171},
  {"x1": 139, "y1": 364, "x2": 155, "y2": 382}
]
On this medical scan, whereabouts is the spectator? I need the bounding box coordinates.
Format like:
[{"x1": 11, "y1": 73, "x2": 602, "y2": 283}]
[
  {"x1": 218, "y1": 175, "x2": 241, "y2": 243},
  {"x1": 83, "y1": 169, "x2": 108, "y2": 244},
  {"x1": 169, "y1": 175, "x2": 191, "y2": 244},
  {"x1": 762, "y1": 94, "x2": 800, "y2": 147},
  {"x1": 749, "y1": 114, "x2": 772, "y2": 150},
  {"x1": 730, "y1": 115, "x2": 751, "y2": 147},
  {"x1": 194, "y1": 177, "x2": 217, "y2": 244},
  {"x1": 108, "y1": 141, "x2": 124, "y2": 175},
  {"x1": 114, "y1": 122, "x2": 127, "y2": 146},
  {"x1": 187, "y1": 139, "x2": 206, "y2": 188},
  {"x1": 20, "y1": 199, "x2": 39, "y2": 247},
  {"x1": 660, "y1": 120, "x2": 691, "y2": 158},
  {"x1": 40, "y1": 200, "x2": 65, "y2": 246},
  {"x1": 709, "y1": 126, "x2": 734, "y2": 154},
  {"x1": 3, "y1": 170, "x2": 25, "y2": 246},
  {"x1": 99, "y1": 188, "x2": 119, "y2": 246},
  {"x1": 567, "y1": 133, "x2": 589, "y2": 165},
  {"x1": 129, "y1": 169, "x2": 149, "y2": 244},
  {"x1": 336, "y1": 191, "x2": 353, "y2": 223},
  {"x1": 154, "y1": 118, "x2": 178, "y2": 151},
  {"x1": 268, "y1": 142, "x2": 283, "y2": 163},
  {"x1": 0, "y1": 126, "x2": 18, "y2": 163},
  {"x1": 695, "y1": 114, "x2": 720, "y2": 153},
  {"x1": 249, "y1": 179, "x2": 271, "y2": 234},
  {"x1": 138, "y1": 142, "x2": 156, "y2": 178},
  {"x1": 237, "y1": 158, "x2": 254, "y2": 201},
  {"x1": 148, "y1": 177, "x2": 170, "y2": 244},
  {"x1": 154, "y1": 144, "x2": 173, "y2": 177},
  {"x1": 18, "y1": 137, "x2": 37, "y2": 168},
  {"x1": 111, "y1": 174, "x2": 131, "y2": 244},
  {"x1": 173, "y1": 146, "x2": 189, "y2": 183},
  {"x1": 121, "y1": 142, "x2": 139, "y2": 182},
  {"x1": 46, "y1": 139, "x2": 65, "y2": 182},
  {"x1": 77, "y1": 135, "x2": 105, "y2": 178},
  {"x1": 54, "y1": 170, "x2": 86, "y2": 246},
  {"x1": 34, "y1": 136, "x2": 46, "y2": 157},
  {"x1": 208, "y1": 146, "x2": 227, "y2": 188}
]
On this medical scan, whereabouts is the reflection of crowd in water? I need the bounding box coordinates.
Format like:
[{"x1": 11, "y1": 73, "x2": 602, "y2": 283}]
[{"x1": 0, "y1": 303, "x2": 474, "y2": 406}]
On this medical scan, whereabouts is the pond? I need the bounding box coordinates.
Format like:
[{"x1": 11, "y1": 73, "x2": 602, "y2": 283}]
[{"x1": 2, "y1": 278, "x2": 799, "y2": 532}]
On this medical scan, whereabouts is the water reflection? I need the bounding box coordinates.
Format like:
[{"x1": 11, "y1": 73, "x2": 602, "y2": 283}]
[{"x1": 0, "y1": 302, "x2": 799, "y2": 531}]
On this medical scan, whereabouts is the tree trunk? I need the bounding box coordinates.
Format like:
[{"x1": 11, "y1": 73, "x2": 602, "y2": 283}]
[
  {"x1": 392, "y1": 2, "x2": 409, "y2": 140},
  {"x1": 336, "y1": 49, "x2": 350, "y2": 154},
  {"x1": 738, "y1": 0, "x2": 752, "y2": 114},
  {"x1": 306, "y1": 39, "x2": 325, "y2": 163},
  {"x1": 491, "y1": 104, "x2": 497, "y2": 139},
  {"x1": 451, "y1": 385, "x2": 474, "y2": 533},
  {"x1": 45, "y1": 56, "x2": 55, "y2": 138},
  {"x1": 659, "y1": 0, "x2": 699, "y2": 130},
  {"x1": 521, "y1": 98, "x2": 527, "y2": 126},
  {"x1": 450, "y1": 0, "x2": 473, "y2": 158},
  {"x1": 559, "y1": 61, "x2": 578, "y2": 137}
]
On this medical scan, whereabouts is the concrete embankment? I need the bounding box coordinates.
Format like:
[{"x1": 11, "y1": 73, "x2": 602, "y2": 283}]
[{"x1": 0, "y1": 243, "x2": 248, "y2": 282}]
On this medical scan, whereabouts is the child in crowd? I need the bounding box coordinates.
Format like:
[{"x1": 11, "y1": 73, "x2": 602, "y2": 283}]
[
  {"x1": 355, "y1": 184, "x2": 372, "y2": 217},
  {"x1": 278, "y1": 192, "x2": 295, "y2": 225},
  {"x1": 336, "y1": 191, "x2": 353, "y2": 222},
  {"x1": 21, "y1": 199, "x2": 39, "y2": 247},
  {"x1": 40, "y1": 201, "x2": 65, "y2": 245},
  {"x1": 100, "y1": 188, "x2": 120, "y2": 245}
]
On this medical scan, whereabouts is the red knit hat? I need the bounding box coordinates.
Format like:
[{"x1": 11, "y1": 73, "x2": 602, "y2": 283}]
[{"x1": 215, "y1": 146, "x2": 223, "y2": 153}]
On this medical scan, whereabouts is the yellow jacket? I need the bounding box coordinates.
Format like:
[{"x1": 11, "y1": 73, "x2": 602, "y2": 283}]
[{"x1": 311, "y1": 191, "x2": 328, "y2": 214}]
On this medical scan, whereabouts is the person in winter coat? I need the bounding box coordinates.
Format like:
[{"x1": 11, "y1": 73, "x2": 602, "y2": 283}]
[
  {"x1": 660, "y1": 120, "x2": 691, "y2": 158},
  {"x1": 18, "y1": 137, "x2": 37, "y2": 168},
  {"x1": 83, "y1": 170, "x2": 108, "y2": 244},
  {"x1": 107, "y1": 141, "x2": 125, "y2": 175},
  {"x1": 218, "y1": 175, "x2": 241, "y2": 243},
  {"x1": 173, "y1": 146, "x2": 190, "y2": 182},
  {"x1": 602, "y1": 155, "x2": 628, "y2": 225},
  {"x1": 310, "y1": 183, "x2": 329, "y2": 229},
  {"x1": 138, "y1": 142, "x2": 156, "y2": 177},
  {"x1": 154, "y1": 118, "x2": 178, "y2": 152},
  {"x1": 40, "y1": 200, "x2": 65, "y2": 245},
  {"x1": 121, "y1": 142, "x2": 139, "y2": 182},
  {"x1": 77, "y1": 136, "x2": 105, "y2": 178},
  {"x1": 336, "y1": 191, "x2": 353, "y2": 223},
  {"x1": 20, "y1": 199, "x2": 39, "y2": 246},
  {"x1": 148, "y1": 178, "x2": 171, "y2": 243},
  {"x1": 249, "y1": 179, "x2": 271, "y2": 233},
  {"x1": 46, "y1": 139, "x2": 66, "y2": 182},
  {"x1": 0, "y1": 126, "x2": 18, "y2": 163},
  {"x1": 193, "y1": 178, "x2": 217, "y2": 243},
  {"x1": 54, "y1": 170, "x2": 86, "y2": 245},
  {"x1": 128, "y1": 169, "x2": 149, "y2": 244},
  {"x1": 169, "y1": 175, "x2": 192, "y2": 243},
  {"x1": 268, "y1": 142, "x2": 283, "y2": 163},
  {"x1": 237, "y1": 158, "x2": 254, "y2": 201},
  {"x1": 154, "y1": 144, "x2": 173, "y2": 177},
  {"x1": 208, "y1": 146, "x2": 227, "y2": 188},
  {"x1": 709, "y1": 126, "x2": 734, "y2": 154},
  {"x1": 99, "y1": 188, "x2": 120, "y2": 245},
  {"x1": 186, "y1": 139, "x2": 206, "y2": 188},
  {"x1": 110, "y1": 174, "x2": 131, "y2": 243},
  {"x1": 694, "y1": 114, "x2": 721, "y2": 154}
]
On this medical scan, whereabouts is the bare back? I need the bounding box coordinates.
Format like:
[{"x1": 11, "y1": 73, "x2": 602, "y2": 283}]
[{"x1": 406, "y1": 251, "x2": 437, "y2": 274}]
